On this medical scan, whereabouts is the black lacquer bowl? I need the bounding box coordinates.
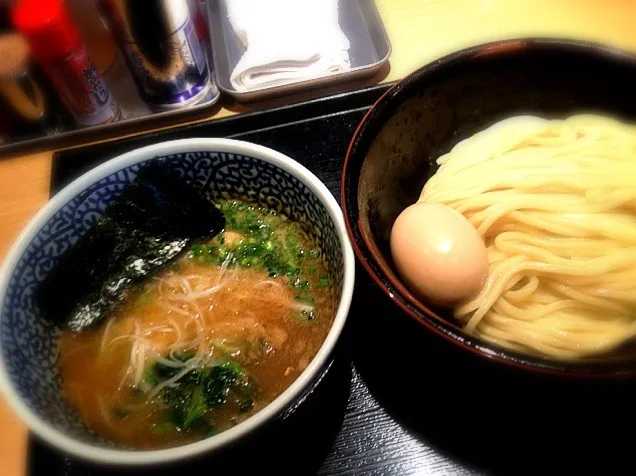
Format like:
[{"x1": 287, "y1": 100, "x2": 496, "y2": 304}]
[{"x1": 342, "y1": 38, "x2": 636, "y2": 377}]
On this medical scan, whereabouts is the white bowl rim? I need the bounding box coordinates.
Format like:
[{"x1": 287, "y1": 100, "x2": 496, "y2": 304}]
[{"x1": 0, "y1": 138, "x2": 355, "y2": 465}]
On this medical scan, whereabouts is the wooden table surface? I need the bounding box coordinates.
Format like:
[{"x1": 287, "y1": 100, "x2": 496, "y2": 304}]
[{"x1": 2, "y1": 0, "x2": 636, "y2": 474}]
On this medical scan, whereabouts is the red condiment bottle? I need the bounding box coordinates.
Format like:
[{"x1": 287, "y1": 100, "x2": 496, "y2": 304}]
[{"x1": 12, "y1": 0, "x2": 120, "y2": 128}]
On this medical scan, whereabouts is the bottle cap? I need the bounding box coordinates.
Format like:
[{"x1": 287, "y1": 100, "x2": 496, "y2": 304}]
[{"x1": 12, "y1": 0, "x2": 80, "y2": 59}]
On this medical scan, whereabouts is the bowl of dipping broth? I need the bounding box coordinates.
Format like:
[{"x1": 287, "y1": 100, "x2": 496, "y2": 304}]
[
  {"x1": 0, "y1": 138, "x2": 355, "y2": 465},
  {"x1": 342, "y1": 38, "x2": 636, "y2": 378}
]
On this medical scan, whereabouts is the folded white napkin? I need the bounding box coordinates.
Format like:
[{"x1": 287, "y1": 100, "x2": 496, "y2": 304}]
[{"x1": 226, "y1": 0, "x2": 351, "y2": 92}]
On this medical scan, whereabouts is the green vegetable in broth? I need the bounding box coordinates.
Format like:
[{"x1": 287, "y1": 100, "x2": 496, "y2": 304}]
[
  {"x1": 190, "y1": 200, "x2": 330, "y2": 303},
  {"x1": 57, "y1": 198, "x2": 335, "y2": 449},
  {"x1": 145, "y1": 357, "x2": 256, "y2": 437}
]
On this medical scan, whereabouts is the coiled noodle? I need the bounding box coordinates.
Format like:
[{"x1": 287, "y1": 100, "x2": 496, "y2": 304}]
[{"x1": 419, "y1": 115, "x2": 636, "y2": 359}]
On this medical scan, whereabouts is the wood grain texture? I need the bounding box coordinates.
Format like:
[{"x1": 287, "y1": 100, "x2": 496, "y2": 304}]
[
  {"x1": 0, "y1": 395, "x2": 27, "y2": 476},
  {"x1": 2, "y1": 0, "x2": 636, "y2": 474},
  {"x1": 0, "y1": 153, "x2": 50, "y2": 260}
]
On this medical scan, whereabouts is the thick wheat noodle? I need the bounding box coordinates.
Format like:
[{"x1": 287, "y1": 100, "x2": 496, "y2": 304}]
[{"x1": 419, "y1": 114, "x2": 636, "y2": 358}]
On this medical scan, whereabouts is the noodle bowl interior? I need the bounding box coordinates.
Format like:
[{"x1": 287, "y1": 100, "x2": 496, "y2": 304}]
[
  {"x1": 58, "y1": 200, "x2": 335, "y2": 448},
  {"x1": 391, "y1": 114, "x2": 636, "y2": 360}
]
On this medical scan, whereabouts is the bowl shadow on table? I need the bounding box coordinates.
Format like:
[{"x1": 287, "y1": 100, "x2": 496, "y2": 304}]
[
  {"x1": 350, "y1": 269, "x2": 636, "y2": 476},
  {"x1": 27, "y1": 341, "x2": 354, "y2": 476}
]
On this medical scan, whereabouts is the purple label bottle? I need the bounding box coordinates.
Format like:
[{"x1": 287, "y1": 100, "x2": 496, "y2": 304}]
[{"x1": 102, "y1": 0, "x2": 211, "y2": 110}]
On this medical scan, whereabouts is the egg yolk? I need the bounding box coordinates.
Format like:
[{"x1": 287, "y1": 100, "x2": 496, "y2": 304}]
[{"x1": 390, "y1": 202, "x2": 488, "y2": 305}]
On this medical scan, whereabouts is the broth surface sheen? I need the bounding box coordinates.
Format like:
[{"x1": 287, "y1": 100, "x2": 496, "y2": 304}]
[{"x1": 58, "y1": 200, "x2": 335, "y2": 448}]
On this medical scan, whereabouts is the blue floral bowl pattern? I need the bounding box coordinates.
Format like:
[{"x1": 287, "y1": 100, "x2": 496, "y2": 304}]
[{"x1": 0, "y1": 139, "x2": 354, "y2": 464}]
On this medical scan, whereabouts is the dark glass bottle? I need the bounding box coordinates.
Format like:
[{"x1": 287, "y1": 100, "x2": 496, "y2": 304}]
[{"x1": 0, "y1": 32, "x2": 73, "y2": 140}]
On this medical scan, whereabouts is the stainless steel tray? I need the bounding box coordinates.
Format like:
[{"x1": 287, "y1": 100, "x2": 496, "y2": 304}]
[
  {"x1": 0, "y1": 55, "x2": 221, "y2": 156},
  {"x1": 207, "y1": 0, "x2": 391, "y2": 103}
]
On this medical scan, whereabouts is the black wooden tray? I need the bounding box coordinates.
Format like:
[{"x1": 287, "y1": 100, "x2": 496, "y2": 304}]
[{"x1": 34, "y1": 84, "x2": 636, "y2": 476}]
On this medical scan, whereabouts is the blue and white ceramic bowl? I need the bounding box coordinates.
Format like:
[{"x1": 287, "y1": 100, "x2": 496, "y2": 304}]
[{"x1": 0, "y1": 139, "x2": 355, "y2": 465}]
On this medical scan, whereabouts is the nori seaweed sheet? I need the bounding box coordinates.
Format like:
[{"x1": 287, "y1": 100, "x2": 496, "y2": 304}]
[{"x1": 36, "y1": 162, "x2": 225, "y2": 333}]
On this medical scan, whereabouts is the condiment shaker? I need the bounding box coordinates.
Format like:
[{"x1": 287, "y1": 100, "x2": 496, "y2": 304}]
[{"x1": 12, "y1": 0, "x2": 120, "y2": 128}]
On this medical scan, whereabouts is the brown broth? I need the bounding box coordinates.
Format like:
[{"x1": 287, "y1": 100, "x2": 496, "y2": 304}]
[{"x1": 58, "y1": 202, "x2": 335, "y2": 449}]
